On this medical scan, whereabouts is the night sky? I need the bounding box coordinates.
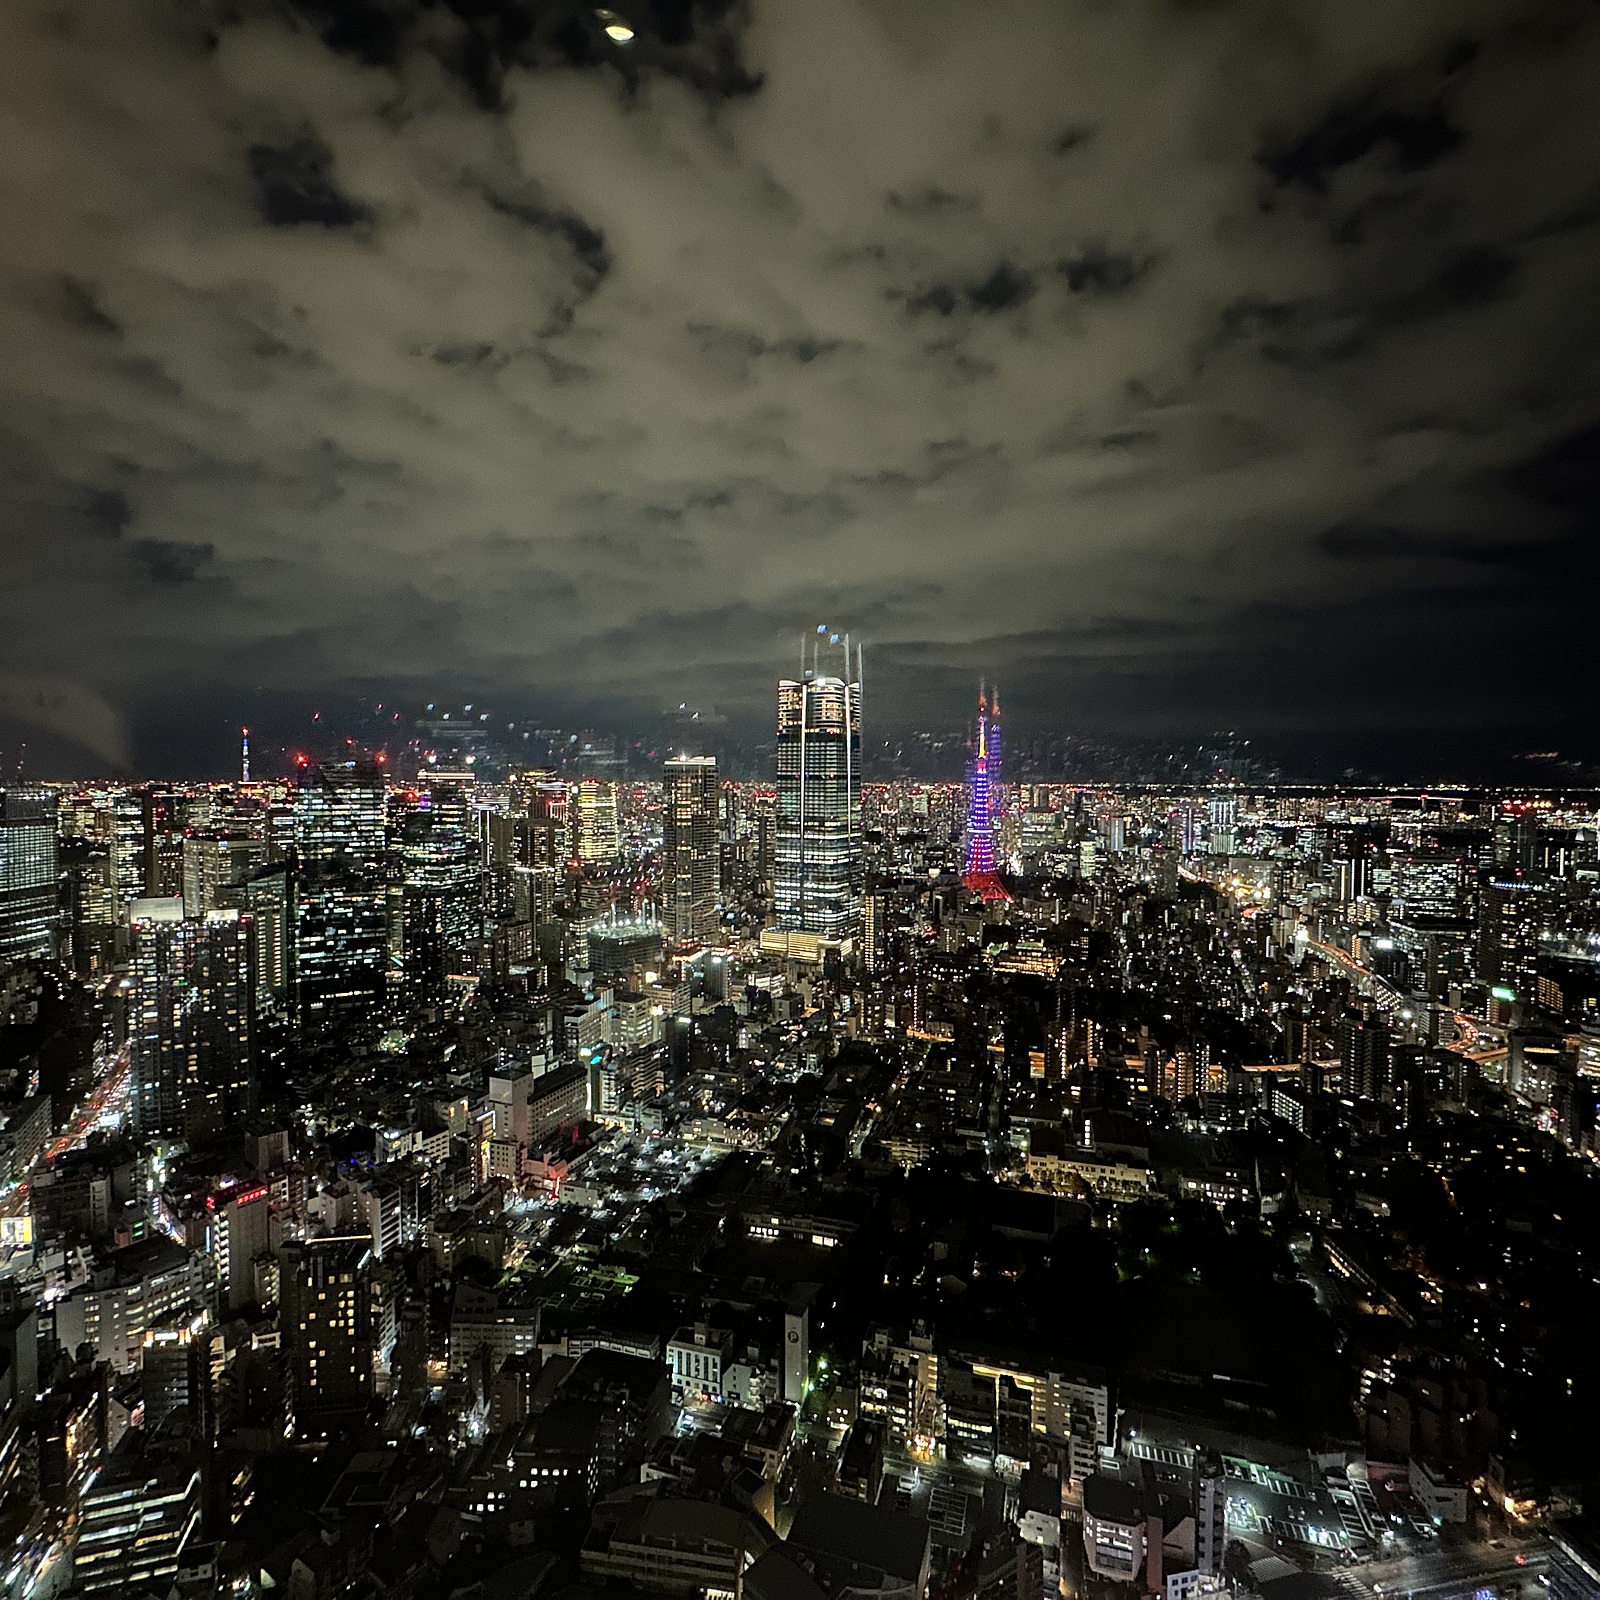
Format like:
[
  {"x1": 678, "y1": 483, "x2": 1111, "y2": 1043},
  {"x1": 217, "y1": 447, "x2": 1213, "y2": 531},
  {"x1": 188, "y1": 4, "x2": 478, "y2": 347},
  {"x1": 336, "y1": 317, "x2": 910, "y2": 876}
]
[{"x1": 4, "y1": 0, "x2": 1600, "y2": 777}]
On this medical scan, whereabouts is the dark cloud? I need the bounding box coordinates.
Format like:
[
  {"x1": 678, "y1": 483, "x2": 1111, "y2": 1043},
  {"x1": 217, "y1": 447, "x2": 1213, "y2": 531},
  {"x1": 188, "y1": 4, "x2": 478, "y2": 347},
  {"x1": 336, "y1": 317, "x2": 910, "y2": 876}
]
[
  {"x1": 905, "y1": 261, "x2": 1035, "y2": 315},
  {"x1": 886, "y1": 187, "x2": 977, "y2": 215},
  {"x1": 1317, "y1": 522, "x2": 1590, "y2": 571},
  {"x1": 1059, "y1": 247, "x2": 1152, "y2": 295},
  {"x1": 485, "y1": 190, "x2": 611, "y2": 280},
  {"x1": 1260, "y1": 87, "x2": 1463, "y2": 191},
  {"x1": 60, "y1": 278, "x2": 120, "y2": 335},
  {"x1": 247, "y1": 136, "x2": 372, "y2": 228},
  {"x1": 129, "y1": 539, "x2": 214, "y2": 585},
  {"x1": 1505, "y1": 423, "x2": 1600, "y2": 514},
  {"x1": 283, "y1": 0, "x2": 763, "y2": 106},
  {"x1": 1053, "y1": 124, "x2": 1095, "y2": 155},
  {"x1": 81, "y1": 487, "x2": 130, "y2": 538},
  {"x1": 1372, "y1": 244, "x2": 1519, "y2": 326}
]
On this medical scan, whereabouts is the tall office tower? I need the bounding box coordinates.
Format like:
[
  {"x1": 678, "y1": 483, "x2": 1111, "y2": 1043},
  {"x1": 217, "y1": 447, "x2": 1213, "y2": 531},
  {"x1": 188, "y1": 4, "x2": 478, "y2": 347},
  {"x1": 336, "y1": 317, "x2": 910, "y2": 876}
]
[
  {"x1": 1477, "y1": 874, "x2": 1558, "y2": 1004},
  {"x1": 180, "y1": 832, "x2": 264, "y2": 919},
  {"x1": 775, "y1": 636, "x2": 863, "y2": 937},
  {"x1": 280, "y1": 1236, "x2": 374, "y2": 1439},
  {"x1": 1337, "y1": 1008, "x2": 1392, "y2": 1101},
  {"x1": 395, "y1": 784, "x2": 482, "y2": 998},
  {"x1": 107, "y1": 790, "x2": 146, "y2": 913},
  {"x1": 574, "y1": 779, "x2": 621, "y2": 865},
  {"x1": 0, "y1": 788, "x2": 58, "y2": 966},
  {"x1": 293, "y1": 761, "x2": 387, "y2": 1022},
  {"x1": 962, "y1": 686, "x2": 1009, "y2": 902},
  {"x1": 141, "y1": 789, "x2": 185, "y2": 896},
  {"x1": 662, "y1": 756, "x2": 721, "y2": 943},
  {"x1": 128, "y1": 903, "x2": 257, "y2": 1140},
  {"x1": 1179, "y1": 805, "x2": 1202, "y2": 857},
  {"x1": 528, "y1": 779, "x2": 571, "y2": 866},
  {"x1": 1207, "y1": 790, "x2": 1238, "y2": 856},
  {"x1": 217, "y1": 863, "x2": 292, "y2": 1017}
]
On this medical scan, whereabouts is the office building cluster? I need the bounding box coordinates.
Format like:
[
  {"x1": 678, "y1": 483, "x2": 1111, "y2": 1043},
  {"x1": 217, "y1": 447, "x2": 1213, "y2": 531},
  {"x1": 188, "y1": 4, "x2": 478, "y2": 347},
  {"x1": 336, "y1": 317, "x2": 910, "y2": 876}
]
[{"x1": 0, "y1": 678, "x2": 1596, "y2": 1600}]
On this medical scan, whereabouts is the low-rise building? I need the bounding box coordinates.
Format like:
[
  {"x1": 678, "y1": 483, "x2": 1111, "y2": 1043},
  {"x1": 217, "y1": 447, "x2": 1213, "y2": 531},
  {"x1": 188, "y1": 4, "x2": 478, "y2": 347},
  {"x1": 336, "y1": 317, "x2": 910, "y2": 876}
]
[{"x1": 582, "y1": 1490, "x2": 776, "y2": 1598}]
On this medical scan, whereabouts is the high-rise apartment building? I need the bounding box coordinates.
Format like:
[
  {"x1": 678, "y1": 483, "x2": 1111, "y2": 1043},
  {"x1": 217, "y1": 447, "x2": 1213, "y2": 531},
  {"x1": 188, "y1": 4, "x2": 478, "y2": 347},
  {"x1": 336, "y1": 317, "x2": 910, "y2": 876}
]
[
  {"x1": 127, "y1": 902, "x2": 256, "y2": 1139},
  {"x1": 210, "y1": 1180, "x2": 271, "y2": 1312},
  {"x1": 662, "y1": 756, "x2": 721, "y2": 943},
  {"x1": 294, "y1": 761, "x2": 387, "y2": 1022},
  {"x1": 0, "y1": 788, "x2": 58, "y2": 966},
  {"x1": 775, "y1": 653, "x2": 862, "y2": 938},
  {"x1": 280, "y1": 1235, "x2": 375, "y2": 1438}
]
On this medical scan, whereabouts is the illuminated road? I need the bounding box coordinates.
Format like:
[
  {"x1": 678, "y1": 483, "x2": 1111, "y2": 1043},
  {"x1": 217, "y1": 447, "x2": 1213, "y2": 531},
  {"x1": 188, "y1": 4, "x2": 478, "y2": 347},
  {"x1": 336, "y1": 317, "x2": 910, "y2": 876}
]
[
  {"x1": 1352, "y1": 1538, "x2": 1547, "y2": 1600},
  {"x1": 0, "y1": 1046, "x2": 132, "y2": 1224},
  {"x1": 1304, "y1": 941, "x2": 1506, "y2": 1067}
]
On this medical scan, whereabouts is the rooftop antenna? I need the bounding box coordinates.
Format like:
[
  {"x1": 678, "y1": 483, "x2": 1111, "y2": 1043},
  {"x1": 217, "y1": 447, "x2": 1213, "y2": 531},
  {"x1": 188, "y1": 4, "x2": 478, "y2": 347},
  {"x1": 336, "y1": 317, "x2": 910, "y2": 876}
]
[{"x1": 241, "y1": 726, "x2": 251, "y2": 784}]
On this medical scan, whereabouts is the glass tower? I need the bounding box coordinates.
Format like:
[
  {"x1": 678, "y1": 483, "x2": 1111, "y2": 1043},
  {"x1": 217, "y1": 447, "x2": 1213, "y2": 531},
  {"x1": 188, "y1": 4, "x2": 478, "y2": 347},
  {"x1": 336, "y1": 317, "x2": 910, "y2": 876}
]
[
  {"x1": 775, "y1": 645, "x2": 862, "y2": 937},
  {"x1": 574, "y1": 779, "x2": 621, "y2": 865},
  {"x1": 128, "y1": 904, "x2": 256, "y2": 1139},
  {"x1": 662, "y1": 755, "x2": 722, "y2": 944},
  {"x1": 0, "y1": 788, "x2": 58, "y2": 965},
  {"x1": 294, "y1": 761, "x2": 388, "y2": 1022}
]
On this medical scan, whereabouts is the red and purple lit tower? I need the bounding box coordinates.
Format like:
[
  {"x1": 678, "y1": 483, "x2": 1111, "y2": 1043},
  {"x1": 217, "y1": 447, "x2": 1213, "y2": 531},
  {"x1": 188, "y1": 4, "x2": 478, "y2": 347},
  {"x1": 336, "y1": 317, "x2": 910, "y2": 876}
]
[{"x1": 962, "y1": 684, "x2": 1011, "y2": 901}]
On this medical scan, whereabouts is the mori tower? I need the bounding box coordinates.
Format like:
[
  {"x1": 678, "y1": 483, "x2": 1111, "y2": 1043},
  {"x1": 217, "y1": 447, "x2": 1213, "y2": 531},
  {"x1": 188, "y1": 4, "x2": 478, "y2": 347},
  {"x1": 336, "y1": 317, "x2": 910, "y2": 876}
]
[{"x1": 774, "y1": 633, "x2": 862, "y2": 938}]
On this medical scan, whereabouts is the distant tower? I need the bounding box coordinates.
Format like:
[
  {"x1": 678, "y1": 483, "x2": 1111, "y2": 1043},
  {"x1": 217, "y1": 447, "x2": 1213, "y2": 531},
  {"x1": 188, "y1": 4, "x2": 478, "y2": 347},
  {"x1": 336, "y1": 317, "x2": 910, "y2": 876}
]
[
  {"x1": 662, "y1": 755, "x2": 722, "y2": 944},
  {"x1": 573, "y1": 779, "x2": 621, "y2": 865},
  {"x1": 774, "y1": 629, "x2": 862, "y2": 937},
  {"x1": 240, "y1": 726, "x2": 250, "y2": 784},
  {"x1": 128, "y1": 902, "x2": 257, "y2": 1140},
  {"x1": 962, "y1": 684, "x2": 1010, "y2": 901},
  {"x1": 0, "y1": 787, "x2": 59, "y2": 964},
  {"x1": 294, "y1": 760, "x2": 388, "y2": 1023}
]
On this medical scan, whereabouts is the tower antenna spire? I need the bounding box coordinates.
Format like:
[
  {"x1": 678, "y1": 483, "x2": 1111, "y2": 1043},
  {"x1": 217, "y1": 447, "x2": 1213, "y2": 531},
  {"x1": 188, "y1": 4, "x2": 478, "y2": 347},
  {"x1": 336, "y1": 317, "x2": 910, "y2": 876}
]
[{"x1": 962, "y1": 680, "x2": 1010, "y2": 902}]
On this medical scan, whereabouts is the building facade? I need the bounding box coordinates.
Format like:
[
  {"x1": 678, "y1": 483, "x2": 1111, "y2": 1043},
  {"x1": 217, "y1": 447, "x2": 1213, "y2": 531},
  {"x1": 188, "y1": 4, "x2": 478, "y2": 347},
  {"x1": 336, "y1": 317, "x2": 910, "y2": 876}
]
[
  {"x1": 662, "y1": 756, "x2": 722, "y2": 943},
  {"x1": 774, "y1": 662, "x2": 862, "y2": 938},
  {"x1": 0, "y1": 788, "x2": 57, "y2": 966}
]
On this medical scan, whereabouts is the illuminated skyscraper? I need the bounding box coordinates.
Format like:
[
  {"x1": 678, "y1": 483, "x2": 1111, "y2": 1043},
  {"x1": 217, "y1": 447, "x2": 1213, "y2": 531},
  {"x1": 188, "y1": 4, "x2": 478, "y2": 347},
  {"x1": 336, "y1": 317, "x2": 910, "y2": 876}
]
[
  {"x1": 662, "y1": 756, "x2": 721, "y2": 943},
  {"x1": 775, "y1": 632, "x2": 862, "y2": 937},
  {"x1": 0, "y1": 788, "x2": 58, "y2": 965},
  {"x1": 294, "y1": 761, "x2": 387, "y2": 1022},
  {"x1": 395, "y1": 783, "x2": 482, "y2": 999},
  {"x1": 128, "y1": 901, "x2": 256, "y2": 1139},
  {"x1": 574, "y1": 780, "x2": 621, "y2": 865}
]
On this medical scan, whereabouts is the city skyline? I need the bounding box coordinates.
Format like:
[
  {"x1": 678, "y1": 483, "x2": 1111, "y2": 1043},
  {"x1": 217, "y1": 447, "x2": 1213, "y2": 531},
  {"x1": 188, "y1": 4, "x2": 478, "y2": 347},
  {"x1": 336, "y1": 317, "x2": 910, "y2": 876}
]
[{"x1": 5, "y1": 6, "x2": 1600, "y2": 1598}]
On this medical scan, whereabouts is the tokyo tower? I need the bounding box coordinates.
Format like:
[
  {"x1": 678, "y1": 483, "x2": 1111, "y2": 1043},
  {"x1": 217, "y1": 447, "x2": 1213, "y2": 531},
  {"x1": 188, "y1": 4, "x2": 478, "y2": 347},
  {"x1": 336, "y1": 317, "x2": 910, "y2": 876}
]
[{"x1": 962, "y1": 683, "x2": 1011, "y2": 901}]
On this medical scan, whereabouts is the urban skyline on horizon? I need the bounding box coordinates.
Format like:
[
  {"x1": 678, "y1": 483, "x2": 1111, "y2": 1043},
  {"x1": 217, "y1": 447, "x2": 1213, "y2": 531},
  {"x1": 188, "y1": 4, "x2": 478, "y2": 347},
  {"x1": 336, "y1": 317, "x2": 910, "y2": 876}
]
[
  {"x1": 6, "y1": 2, "x2": 1600, "y2": 1596},
  {"x1": 6, "y1": 666, "x2": 1600, "y2": 790}
]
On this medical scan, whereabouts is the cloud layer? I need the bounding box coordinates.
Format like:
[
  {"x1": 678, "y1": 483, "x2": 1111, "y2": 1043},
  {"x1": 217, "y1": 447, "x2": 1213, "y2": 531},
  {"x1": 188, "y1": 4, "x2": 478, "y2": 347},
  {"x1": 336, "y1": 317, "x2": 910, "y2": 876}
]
[{"x1": 3, "y1": 0, "x2": 1600, "y2": 771}]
